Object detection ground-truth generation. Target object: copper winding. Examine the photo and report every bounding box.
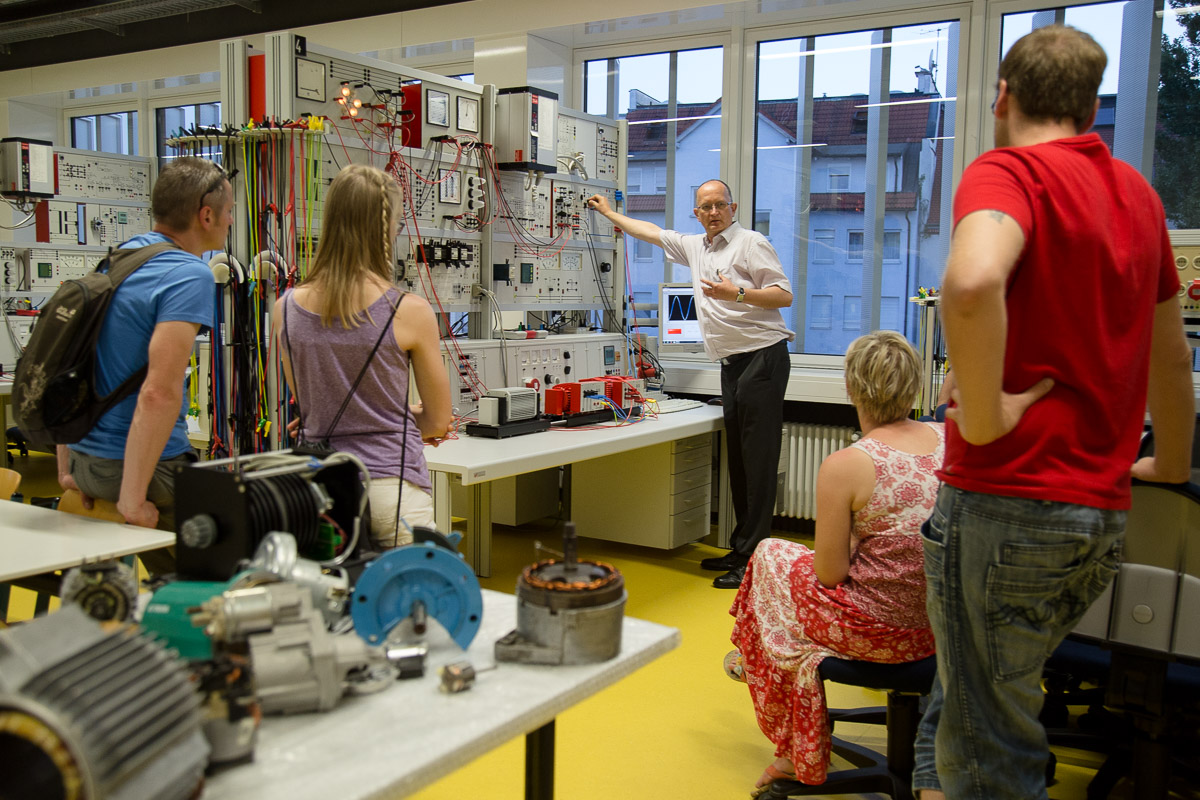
[522,559,621,591]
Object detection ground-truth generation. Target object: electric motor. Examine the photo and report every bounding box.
[0,606,208,800]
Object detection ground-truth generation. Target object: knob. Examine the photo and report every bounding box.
[179,514,218,549]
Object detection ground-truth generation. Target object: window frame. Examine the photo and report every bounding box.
[738,4,977,368]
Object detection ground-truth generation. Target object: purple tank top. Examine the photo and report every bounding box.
[282,288,430,491]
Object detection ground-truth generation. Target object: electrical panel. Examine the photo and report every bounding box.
[0,314,36,371]
[494,88,559,173]
[0,138,54,200]
[1,246,22,291]
[282,44,487,151]
[54,149,152,201]
[27,247,97,291]
[556,109,620,183]
[35,200,153,247]
[396,236,481,308]
[441,333,626,418]
[1174,244,1200,314]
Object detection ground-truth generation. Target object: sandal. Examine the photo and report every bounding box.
[723,649,746,683]
[750,763,797,798]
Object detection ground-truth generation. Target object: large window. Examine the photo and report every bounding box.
[156,102,222,168]
[754,21,959,356]
[999,1,1196,228]
[71,111,138,155]
[584,45,724,308]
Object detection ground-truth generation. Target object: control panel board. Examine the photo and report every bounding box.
[441,332,626,418]
[55,149,152,202]
[1174,244,1200,314]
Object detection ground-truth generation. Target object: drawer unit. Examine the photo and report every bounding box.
[570,433,714,549]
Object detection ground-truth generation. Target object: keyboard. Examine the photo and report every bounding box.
[652,397,704,414]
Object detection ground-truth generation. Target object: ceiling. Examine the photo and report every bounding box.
[0,0,464,70]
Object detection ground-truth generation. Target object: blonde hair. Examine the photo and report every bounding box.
[844,331,921,424]
[999,25,1106,132]
[302,164,403,327]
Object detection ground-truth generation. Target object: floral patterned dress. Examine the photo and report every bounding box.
[729,423,944,784]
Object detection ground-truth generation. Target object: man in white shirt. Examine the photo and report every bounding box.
[588,180,794,588]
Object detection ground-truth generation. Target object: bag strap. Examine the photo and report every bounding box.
[101,240,182,286]
[323,293,402,440]
[282,296,307,437]
[93,240,186,405]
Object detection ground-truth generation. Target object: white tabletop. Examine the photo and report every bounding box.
[426,404,724,485]
[202,588,680,800]
[0,501,174,581]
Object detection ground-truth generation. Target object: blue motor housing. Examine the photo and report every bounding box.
[350,529,483,650]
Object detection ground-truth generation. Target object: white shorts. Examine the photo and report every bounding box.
[368,477,435,549]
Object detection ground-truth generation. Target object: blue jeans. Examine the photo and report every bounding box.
[912,485,1124,799]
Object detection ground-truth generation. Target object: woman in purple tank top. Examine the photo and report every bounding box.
[272,164,452,548]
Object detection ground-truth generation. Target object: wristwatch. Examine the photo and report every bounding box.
[735,287,746,303]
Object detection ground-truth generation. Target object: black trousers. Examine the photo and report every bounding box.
[720,339,789,559]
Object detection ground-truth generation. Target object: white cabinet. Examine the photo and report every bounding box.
[569,433,712,548]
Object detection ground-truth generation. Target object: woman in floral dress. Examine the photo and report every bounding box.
[729,330,944,795]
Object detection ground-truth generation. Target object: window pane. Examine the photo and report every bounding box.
[884,230,901,261]
[755,21,958,355]
[71,111,136,155]
[156,103,223,168]
[1154,3,1200,228]
[585,60,611,117]
[592,46,723,306]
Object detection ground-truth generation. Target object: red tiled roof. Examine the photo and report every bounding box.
[625,102,721,153]
[810,191,918,212]
[626,195,665,212]
[625,92,942,152]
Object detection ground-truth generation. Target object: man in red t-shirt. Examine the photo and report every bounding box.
[912,25,1194,800]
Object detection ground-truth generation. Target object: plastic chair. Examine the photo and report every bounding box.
[0,467,19,500]
[762,655,937,800]
[57,488,126,524]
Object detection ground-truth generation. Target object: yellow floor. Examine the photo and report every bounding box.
[5,450,1191,799]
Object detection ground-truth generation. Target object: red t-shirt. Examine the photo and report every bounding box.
[940,134,1180,510]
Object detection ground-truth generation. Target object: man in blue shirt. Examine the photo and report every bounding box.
[57,157,231,534]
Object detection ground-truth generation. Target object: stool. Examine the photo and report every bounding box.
[764,655,937,800]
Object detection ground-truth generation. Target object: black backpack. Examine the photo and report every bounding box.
[12,241,181,448]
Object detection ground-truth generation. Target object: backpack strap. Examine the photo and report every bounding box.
[101,240,183,286]
[93,240,188,405]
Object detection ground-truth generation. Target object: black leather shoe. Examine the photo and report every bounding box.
[712,565,746,589]
[700,551,747,572]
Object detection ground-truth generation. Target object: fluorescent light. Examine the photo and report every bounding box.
[761,34,948,61]
[1157,4,1199,15]
[627,114,720,125]
[926,135,956,140]
[855,96,957,109]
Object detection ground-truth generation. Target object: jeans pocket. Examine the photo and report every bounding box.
[985,553,1080,682]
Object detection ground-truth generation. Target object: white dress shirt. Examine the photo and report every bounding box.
[659,222,796,362]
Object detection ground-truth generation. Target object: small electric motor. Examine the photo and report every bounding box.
[495,522,625,665]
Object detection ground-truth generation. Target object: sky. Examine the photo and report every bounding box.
[585,0,1192,115]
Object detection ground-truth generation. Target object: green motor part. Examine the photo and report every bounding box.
[141,580,232,661]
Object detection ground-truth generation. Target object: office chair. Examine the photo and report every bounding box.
[762,655,937,800]
[1042,423,1200,799]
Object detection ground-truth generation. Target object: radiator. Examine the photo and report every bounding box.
[775,424,857,520]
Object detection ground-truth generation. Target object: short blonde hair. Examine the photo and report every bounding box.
[844,331,921,424]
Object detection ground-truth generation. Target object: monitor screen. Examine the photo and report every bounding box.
[658,283,704,353]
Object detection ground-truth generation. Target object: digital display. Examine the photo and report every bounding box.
[659,283,703,346]
[37,262,52,279]
[603,345,616,366]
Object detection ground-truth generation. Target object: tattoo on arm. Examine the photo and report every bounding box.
[986,210,1008,225]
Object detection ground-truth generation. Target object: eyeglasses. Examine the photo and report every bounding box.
[199,167,238,212]
[697,202,730,213]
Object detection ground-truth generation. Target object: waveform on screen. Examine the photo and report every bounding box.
[667,293,698,322]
